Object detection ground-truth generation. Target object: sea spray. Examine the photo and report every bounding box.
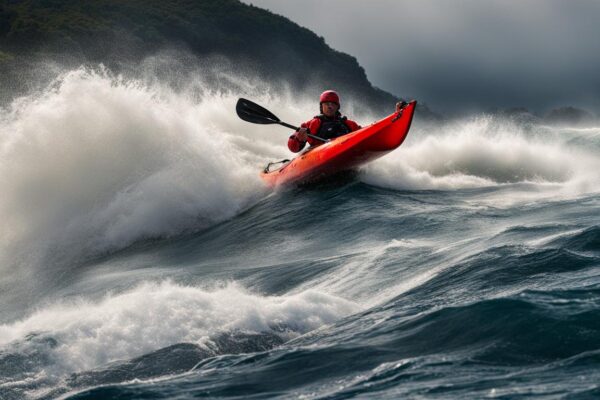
[362,114,600,194]
[0,68,268,270]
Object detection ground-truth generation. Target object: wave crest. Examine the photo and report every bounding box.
[363,116,599,191]
[0,68,266,268]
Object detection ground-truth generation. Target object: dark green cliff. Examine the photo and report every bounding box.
[0,0,425,114]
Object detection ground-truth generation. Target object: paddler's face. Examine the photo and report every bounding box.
[321,101,339,117]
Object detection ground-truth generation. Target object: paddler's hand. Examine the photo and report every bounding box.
[295,127,308,142]
[395,101,408,113]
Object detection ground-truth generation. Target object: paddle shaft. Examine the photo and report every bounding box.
[277,121,299,130]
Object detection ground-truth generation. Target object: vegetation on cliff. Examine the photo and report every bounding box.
[0,0,414,112]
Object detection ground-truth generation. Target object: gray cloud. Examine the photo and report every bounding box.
[243,0,600,114]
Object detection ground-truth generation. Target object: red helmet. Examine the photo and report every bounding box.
[319,90,340,105]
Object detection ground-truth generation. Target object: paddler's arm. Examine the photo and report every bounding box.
[345,120,361,132]
[288,126,308,153]
[289,118,324,152]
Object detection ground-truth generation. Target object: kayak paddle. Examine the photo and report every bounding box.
[236,98,328,142]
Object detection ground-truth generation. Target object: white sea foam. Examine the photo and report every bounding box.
[0,68,291,269]
[362,115,600,193]
[0,281,358,375]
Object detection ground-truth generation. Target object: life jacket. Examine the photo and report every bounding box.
[314,113,351,140]
[288,113,360,153]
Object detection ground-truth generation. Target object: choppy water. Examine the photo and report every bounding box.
[1,68,599,399]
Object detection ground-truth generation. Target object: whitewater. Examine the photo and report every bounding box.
[1,68,599,399]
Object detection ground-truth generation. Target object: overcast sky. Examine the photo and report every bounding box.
[243,0,600,114]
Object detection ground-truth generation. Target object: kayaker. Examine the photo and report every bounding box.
[288,90,358,153]
[288,90,406,153]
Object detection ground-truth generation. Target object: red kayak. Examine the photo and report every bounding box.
[261,100,417,187]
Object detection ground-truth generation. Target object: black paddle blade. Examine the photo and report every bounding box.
[236,98,281,125]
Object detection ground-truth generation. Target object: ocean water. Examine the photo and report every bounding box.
[1,69,600,399]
